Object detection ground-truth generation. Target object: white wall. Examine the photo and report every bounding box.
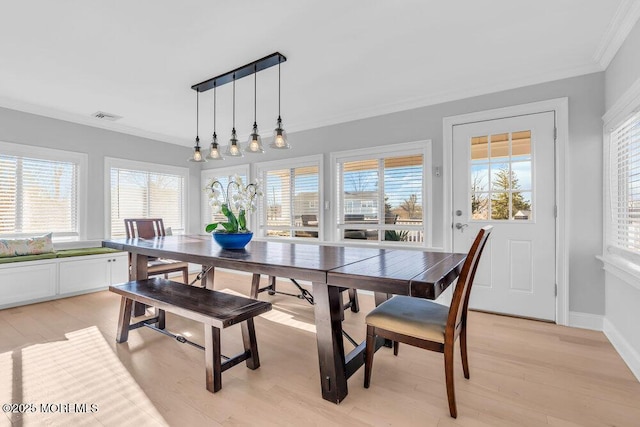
[204,72,606,317]
[603,18,640,381]
[0,106,202,239]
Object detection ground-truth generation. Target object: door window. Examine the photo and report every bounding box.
[470,130,533,221]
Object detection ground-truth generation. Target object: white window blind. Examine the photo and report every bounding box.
[0,154,79,236]
[336,153,425,245]
[110,167,185,237]
[609,112,640,256]
[258,165,320,239]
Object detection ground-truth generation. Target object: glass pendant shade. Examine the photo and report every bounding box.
[271,116,290,149]
[207,134,224,160]
[245,122,264,153]
[188,137,207,162]
[226,129,243,157]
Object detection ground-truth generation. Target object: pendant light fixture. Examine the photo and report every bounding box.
[225,76,243,157]
[190,52,288,161]
[206,84,224,160]
[245,66,264,153]
[271,60,290,149]
[188,90,207,162]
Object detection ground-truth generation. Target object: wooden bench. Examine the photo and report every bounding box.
[109,278,272,393]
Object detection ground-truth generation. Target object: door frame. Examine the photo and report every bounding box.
[443,98,569,326]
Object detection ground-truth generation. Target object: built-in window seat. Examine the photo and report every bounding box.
[0,244,129,309]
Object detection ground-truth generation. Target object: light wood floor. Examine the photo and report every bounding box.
[1,270,639,426]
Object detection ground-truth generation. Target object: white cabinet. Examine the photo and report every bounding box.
[0,260,57,306]
[59,252,129,295]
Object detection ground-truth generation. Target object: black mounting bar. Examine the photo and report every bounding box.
[191,52,287,93]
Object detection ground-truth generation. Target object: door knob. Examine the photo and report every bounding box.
[455,223,468,231]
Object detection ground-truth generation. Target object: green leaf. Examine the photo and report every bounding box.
[220,222,237,232]
[238,209,246,230]
[221,204,238,230]
[205,223,219,233]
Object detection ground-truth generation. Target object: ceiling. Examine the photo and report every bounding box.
[0,1,636,147]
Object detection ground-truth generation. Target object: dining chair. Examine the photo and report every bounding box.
[124,218,189,283]
[363,225,493,418]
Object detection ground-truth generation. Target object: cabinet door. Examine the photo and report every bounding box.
[59,257,110,295]
[109,253,129,285]
[0,262,57,306]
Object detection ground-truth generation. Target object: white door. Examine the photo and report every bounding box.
[452,112,556,321]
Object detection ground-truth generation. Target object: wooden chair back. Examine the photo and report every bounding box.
[445,226,492,340]
[124,218,166,239]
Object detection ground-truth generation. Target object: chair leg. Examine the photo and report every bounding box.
[444,342,457,418]
[268,275,276,295]
[364,325,376,388]
[460,325,470,379]
[393,341,399,356]
[347,288,359,312]
[182,267,189,284]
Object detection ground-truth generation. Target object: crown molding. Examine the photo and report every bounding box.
[0,95,191,147]
[602,76,640,128]
[593,0,640,69]
[287,62,601,135]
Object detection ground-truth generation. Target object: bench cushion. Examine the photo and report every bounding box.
[55,247,122,258]
[110,278,272,329]
[0,252,58,264]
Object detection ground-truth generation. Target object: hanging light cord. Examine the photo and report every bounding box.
[213,85,216,136]
[254,66,257,124]
[196,90,200,144]
[232,76,236,130]
[278,61,281,118]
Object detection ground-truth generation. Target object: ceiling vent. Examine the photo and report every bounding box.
[91,111,122,121]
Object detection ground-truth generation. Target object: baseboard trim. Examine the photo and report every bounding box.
[568,311,603,331]
[603,318,640,382]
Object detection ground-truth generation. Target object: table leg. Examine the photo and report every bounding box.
[250,273,261,299]
[131,253,149,317]
[204,265,215,290]
[312,282,348,404]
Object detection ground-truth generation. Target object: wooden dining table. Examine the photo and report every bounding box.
[103,235,466,404]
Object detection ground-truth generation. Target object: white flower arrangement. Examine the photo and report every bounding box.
[204,175,262,233]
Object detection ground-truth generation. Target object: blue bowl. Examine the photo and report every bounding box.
[212,232,253,250]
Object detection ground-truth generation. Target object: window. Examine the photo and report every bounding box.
[332,141,431,246]
[0,141,86,239]
[469,131,532,221]
[256,156,322,239]
[107,158,187,238]
[201,165,249,232]
[607,111,640,259]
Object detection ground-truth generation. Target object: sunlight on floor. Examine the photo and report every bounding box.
[221,288,317,334]
[0,326,168,426]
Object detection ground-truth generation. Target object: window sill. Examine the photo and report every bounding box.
[597,254,640,291]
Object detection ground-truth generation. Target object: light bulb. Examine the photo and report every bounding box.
[270,117,289,149]
[245,123,264,153]
[193,148,202,161]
